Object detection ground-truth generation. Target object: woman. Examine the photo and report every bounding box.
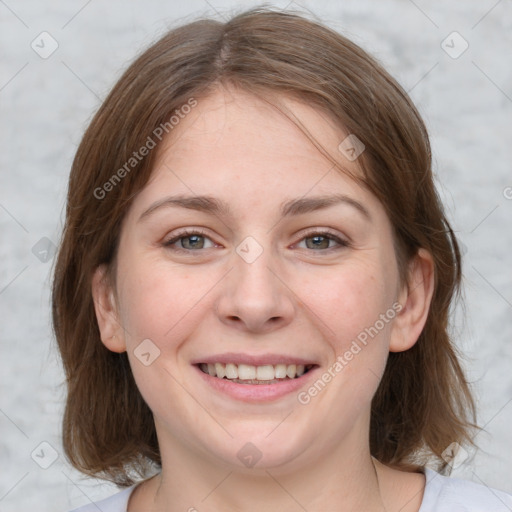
[52,7,512,511]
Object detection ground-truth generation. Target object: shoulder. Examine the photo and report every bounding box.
[68,485,136,512]
[420,467,512,512]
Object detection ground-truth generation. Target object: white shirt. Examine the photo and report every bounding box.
[69,468,512,511]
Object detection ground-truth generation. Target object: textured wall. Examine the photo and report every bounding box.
[0,1,511,510]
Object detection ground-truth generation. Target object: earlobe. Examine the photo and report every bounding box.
[91,264,127,353]
[389,248,435,353]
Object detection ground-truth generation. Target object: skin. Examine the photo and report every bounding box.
[93,85,434,511]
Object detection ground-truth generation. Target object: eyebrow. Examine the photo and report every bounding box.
[138,193,371,222]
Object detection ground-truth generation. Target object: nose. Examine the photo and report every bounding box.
[215,244,295,334]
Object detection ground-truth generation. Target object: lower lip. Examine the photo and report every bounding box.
[194,365,318,402]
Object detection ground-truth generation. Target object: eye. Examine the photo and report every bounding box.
[296,230,349,251]
[163,229,216,251]
[162,228,349,254]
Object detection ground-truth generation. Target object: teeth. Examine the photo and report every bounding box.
[215,363,226,379]
[238,364,256,380]
[200,362,311,381]
[274,364,287,379]
[225,363,238,379]
[286,364,296,379]
[256,365,275,381]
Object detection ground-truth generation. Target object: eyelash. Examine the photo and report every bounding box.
[162,228,350,254]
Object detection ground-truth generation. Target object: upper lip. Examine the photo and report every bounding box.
[191,353,318,366]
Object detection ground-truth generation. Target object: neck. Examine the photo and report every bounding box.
[142,423,387,511]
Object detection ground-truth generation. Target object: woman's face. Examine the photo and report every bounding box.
[95,87,415,473]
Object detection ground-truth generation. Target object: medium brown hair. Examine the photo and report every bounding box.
[52,7,476,486]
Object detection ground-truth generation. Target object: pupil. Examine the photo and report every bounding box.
[307,236,328,249]
[184,235,203,249]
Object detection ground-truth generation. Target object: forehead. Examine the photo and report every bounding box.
[128,86,381,221]
[159,86,351,174]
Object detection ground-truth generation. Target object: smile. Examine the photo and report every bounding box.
[193,353,319,402]
[198,362,315,383]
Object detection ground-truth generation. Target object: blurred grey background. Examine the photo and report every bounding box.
[0,0,511,510]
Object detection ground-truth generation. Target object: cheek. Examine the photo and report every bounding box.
[303,261,394,347]
[116,259,212,425]
[300,257,398,410]
[115,256,219,351]
[117,266,174,341]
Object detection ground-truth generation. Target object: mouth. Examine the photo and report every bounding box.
[193,355,319,402]
[197,362,316,384]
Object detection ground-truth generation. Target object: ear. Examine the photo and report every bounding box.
[390,248,435,353]
[91,264,127,353]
